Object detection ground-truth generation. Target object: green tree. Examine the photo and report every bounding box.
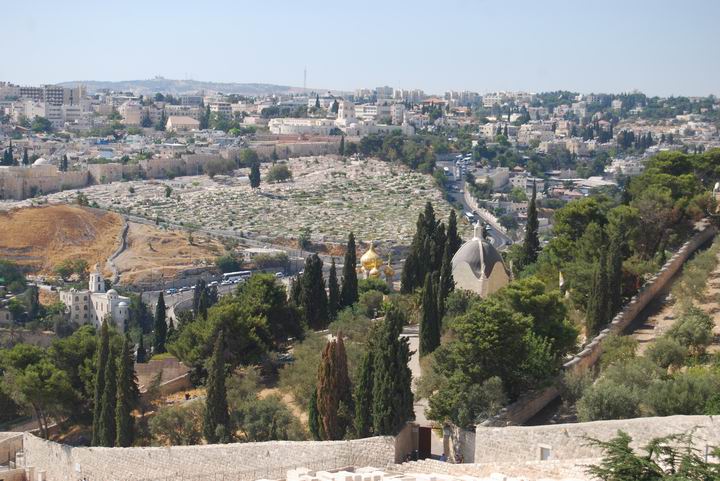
[446,209,462,256]
[98,346,117,446]
[371,306,414,434]
[92,320,110,446]
[302,254,329,330]
[340,233,359,308]
[316,336,353,440]
[22,147,29,166]
[586,249,609,337]
[437,242,454,320]
[249,162,261,189]
[354,349,374,438]
[136,334,147,363]
[115,335,138,447]
[203,331,231,444]
[308,388,322,440]
[521,182,540,267]
[153,293,167,354]
[154,110,166,131]
[420,274,440,356]
[328,258,340,320]
[339,135,345,156]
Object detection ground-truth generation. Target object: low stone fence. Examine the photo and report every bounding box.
[475,415,720,464]
[481,220,717,428]
[135,357,191,391]
[19,433,396,481]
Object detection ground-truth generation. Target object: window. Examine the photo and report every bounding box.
[75,296,79,302]
[84,305,87,310]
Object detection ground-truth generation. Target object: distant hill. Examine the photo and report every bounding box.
[57,78,313,96]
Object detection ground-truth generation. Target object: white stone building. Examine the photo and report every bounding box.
[59,265,130,330]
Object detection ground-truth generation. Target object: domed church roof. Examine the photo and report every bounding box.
[451,224,510,297]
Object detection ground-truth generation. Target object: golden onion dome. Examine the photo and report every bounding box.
[360,242,382,270]
[369,266,381,278]
[384,263,395,277]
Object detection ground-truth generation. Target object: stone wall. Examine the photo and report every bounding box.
[0,433,22,465]
[481,221,718,428]
[134,357,190,390]
[0,165,88,200]
[474,415,720,464]
[250,141,340,160]
[19,433,396,481]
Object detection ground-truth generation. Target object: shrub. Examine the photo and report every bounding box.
[559,369,593,405]
[358,277,390,294]
[599,335,638,370]
[667,307,714,356]
[646,336,687,369]
[266,164,292,183]
[645,368,720,416]
[357,290,385,318]
[577,379,641,421]
[150,401,204,445]
[215,254,242,273]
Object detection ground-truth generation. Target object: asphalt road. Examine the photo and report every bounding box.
[436,158,513,251]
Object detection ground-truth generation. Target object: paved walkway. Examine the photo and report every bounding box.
[402,324,444,456]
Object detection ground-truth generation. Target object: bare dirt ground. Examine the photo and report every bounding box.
[0,205,122,275]
[114,222,223,285]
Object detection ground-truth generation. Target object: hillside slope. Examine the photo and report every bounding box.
[0,205,123,274]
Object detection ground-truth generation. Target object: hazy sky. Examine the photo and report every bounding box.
[4,0,719,96]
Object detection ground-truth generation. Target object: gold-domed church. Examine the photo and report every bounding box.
[359,241,395,289]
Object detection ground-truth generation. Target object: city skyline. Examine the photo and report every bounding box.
[4,0,719,97]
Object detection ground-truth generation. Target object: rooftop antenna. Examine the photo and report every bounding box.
[303,67,307,93]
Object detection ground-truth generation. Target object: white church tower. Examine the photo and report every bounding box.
[89,264,105,293]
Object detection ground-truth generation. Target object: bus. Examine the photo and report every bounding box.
[222,270,252,283]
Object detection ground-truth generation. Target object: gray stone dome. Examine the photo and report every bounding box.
[451,224,510,297]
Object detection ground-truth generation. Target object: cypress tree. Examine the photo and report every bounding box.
[99,347,117,446]
[203,331,230,444]
[197,289,209,320]
[431,222,446,272]
[289,274,303,307]
[153,292,167,354]
[400,251,418,294]
[354,349,374,438]
[521,181,540,267]
[446,209,462,256]
[193,279,206,312]
[301,254,328,330]
[339,233,358,308]
[22,148,29,166]
[586,250,609,337]
[339,135,345,156]
[316,337,352,440]
[308,388,322,440]
[249,162,261,189]
[92,320,110,446]
[328,258,340,320]
[437,242,454,320]
[419,274,440,356]
[136,334,147,364]
[372,306,413,435]
[167,317,176,342]
[607,234,624,319]
[116,335,137,447]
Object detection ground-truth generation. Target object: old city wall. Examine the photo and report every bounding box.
[19,433,396,481]
[0,166,88,200]
[479,222,717,429]
[474,415,720,464]
[250,141,340,160]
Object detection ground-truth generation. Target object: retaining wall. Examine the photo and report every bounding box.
[481,220,717,428]
[19,433,395,481]
[474,415,720,464]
